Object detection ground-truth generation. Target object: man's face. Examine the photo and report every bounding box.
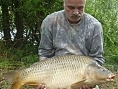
[64,0,86,24]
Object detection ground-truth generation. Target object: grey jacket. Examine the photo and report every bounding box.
[38,10,104,64]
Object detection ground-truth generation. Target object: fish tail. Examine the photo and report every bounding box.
[4,70,23,89]
[3,70,19,83]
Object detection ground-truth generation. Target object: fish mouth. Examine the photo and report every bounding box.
[106,74,116,82]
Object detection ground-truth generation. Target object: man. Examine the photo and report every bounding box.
[38,0,104,89]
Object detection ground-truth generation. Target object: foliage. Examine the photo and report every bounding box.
[0,41,38,69]
[85,0,118,64]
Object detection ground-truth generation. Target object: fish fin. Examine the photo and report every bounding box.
[3,70,23,89]
[3,70,19,83]
[25,82,39,86]
[10,78,23,89]
[71,78,86,89]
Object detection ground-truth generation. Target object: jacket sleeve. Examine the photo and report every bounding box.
[88,22,104,65]
[38,18,55,60]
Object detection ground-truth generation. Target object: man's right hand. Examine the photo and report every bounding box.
[37,84,46,89]
[37,84,94,89]
[80,85,93,89]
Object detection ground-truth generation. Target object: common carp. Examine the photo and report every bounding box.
[2,55,115,89]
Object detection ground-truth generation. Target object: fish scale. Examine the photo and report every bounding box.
[2,55,115,89]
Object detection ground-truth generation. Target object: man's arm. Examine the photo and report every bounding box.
[89,22,104,65]
[38,18,55,61]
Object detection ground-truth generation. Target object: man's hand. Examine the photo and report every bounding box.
[37,84,46,89]
[80,85,93,89]
[37,84,94,89]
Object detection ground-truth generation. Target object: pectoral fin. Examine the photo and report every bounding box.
[71,78,86,89]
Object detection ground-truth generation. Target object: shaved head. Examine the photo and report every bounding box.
[63,0,86,24]
[63,0,86,3]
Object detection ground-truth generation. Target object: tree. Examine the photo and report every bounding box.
[14,0,23,40]
[1,0,11,40]
[12,0,24,47]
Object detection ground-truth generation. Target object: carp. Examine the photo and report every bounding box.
[2,55,115,89]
